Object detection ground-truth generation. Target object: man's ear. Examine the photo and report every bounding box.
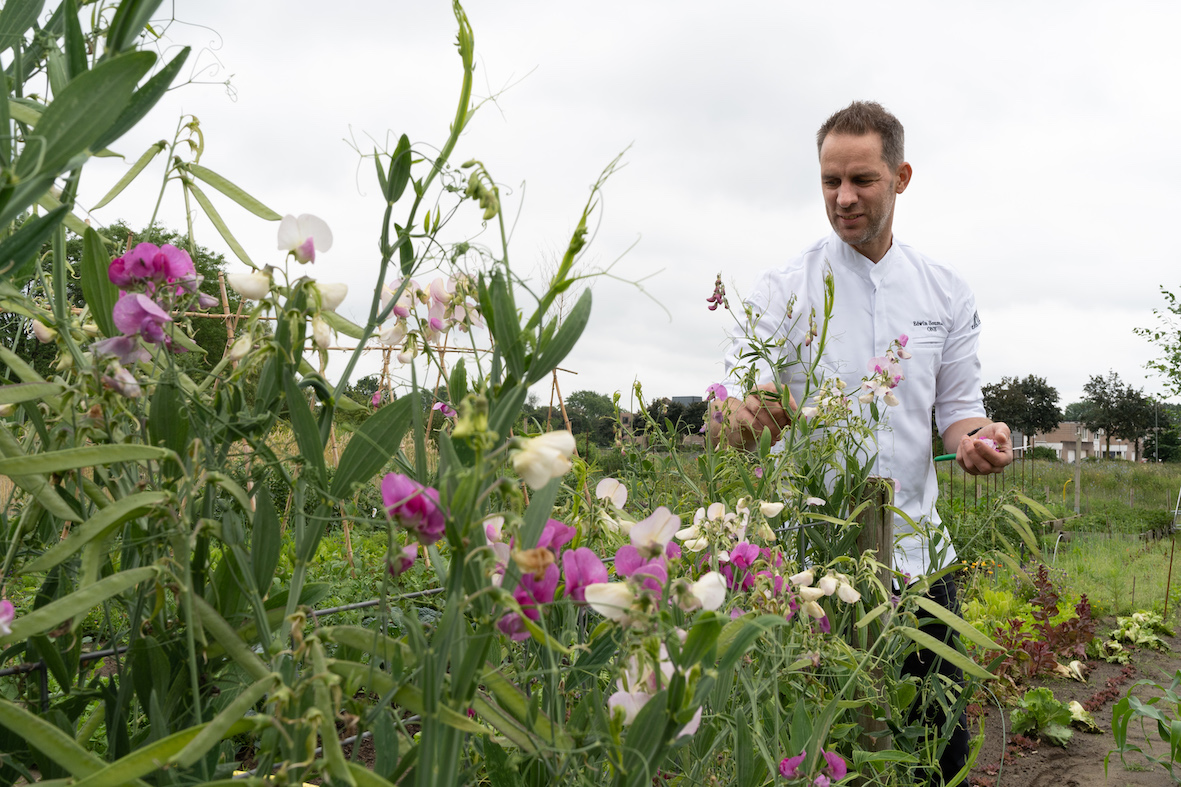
[895,161,913,194]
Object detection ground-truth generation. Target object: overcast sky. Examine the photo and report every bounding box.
[79,1,1181,415]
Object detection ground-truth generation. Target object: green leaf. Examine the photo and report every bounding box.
[184,179,254,266]
[283,372,327,486]
[105,0,165,54]
[319,625,416,670]
[92,46,189,153]
[91,141,165,209]
[328,661,489,735]
[0,382,62,405]
[0,0,45,55]
[330,396,414,498]
[0,566,159,646]
[0,423,79,520]
[0,699,104,777]
[526,289,591,385]
[320,309,364,340]
[897,625,993,681]
[617,690,670,787]
[71,719,256,787]
[171,676,277,767]
[188,163,282,221]
[13,51,155,181]
[679,611,723,668]
[0,203,67,282]
[79,227,121,337]
[387,134,412,203]
[347,761,404,787]
[912,596,1005,654]
[62,0,86,80]
[21,491,170,574]
[374,148,388,197]
[35,191,89,237]
[251,484,281,597]
[192,596,271,681]
[0,444,174,476]
[147,372,188,455]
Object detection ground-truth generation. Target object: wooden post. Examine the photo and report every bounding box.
[853,477,894,757]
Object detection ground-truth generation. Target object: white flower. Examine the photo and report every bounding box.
[228,334,252,362]
[789,569,814,587]
[31,319,56,343]
[674,523,708,552]
[607,689,651,725]
[690,571,727,611]
[804,497,826,506]
[799,406,819,419]
[759,501,784,517]
[227,271,272,300]
[837,582,861,604]
[630,506,679,558]
[511,431,576,489]
[311,315,332,350]
[278,213,333,263]
[315,281,348,312]
[584,582,636,623]
[798,586,825,603]
[380,319,407,347]
[818,573,838,596]
[801,600,826,619]
[596,477,628,509]
[483,516,504,541]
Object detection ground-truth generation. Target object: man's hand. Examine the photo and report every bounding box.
[710,382,796,450]
[951,420,1013,475]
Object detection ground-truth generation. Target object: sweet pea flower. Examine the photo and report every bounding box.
[689,571,727,611]
[822,751,848,781]
[790,569,815,587]
[805,497,827,507]
[432,401,457,418]
[818,573,838,596]
[780,751,806,779]
[977,436,999,451]
[92,335,150,365]
[536,519,576,553]
[759,501,784,518]
[311,315,333,350]
[511,431,575,489]
[705,382,727,402]
[113,293,172,344]
[563,547,608,602]
[798,586,825,603]
[730,541,759,570]
[584,582,637,623]
[109,243,197,293]
[315,281,348,312]
[595,477,628,509]
[674,521,709,553]
[837,582,861,604]
[677,706,704,739]
[31,319,55,343]
[381,473,445,545]
[498,563,560,641]
[607,689,651,725]
[101,364,141,398]
[388,544,417,577]
[483,516,504,542]
[278,213,333,263]
[228,334,252,362]
[630,506,680,559]
[801,599,826,619]
[0,598,13,636]
[512,547,555,577]
[227,271,272,300]
[371,390,383,408]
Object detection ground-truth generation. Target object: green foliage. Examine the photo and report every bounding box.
[1011,687,1073,747]
[1136,285,1181,399]
[982,374,1061,438]
[1108,670,1181,780]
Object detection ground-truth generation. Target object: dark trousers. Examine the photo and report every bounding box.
[901,575,970,785]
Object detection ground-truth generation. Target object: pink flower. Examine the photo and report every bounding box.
[112,293,172,344]
[977,436,998,451]
[822,751,847,780]
[754,467,764,478]
[780,751,806,779]
[381,473,445,545]
[109,243,197,293]
[536,519,575,553]
[563,547,608,602]
[706,383,728,402]
[388,544,417,577]
[432,401,456,418]
[92,335,150,364]
[498,563,560,641]
[372,390,383,408]
[730,541,759,571]
[0,598,13,636]
[665,540,682,561]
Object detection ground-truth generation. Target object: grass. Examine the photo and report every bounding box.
[1050,535,1181,621]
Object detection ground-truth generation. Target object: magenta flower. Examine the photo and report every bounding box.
[705,273,728,311]
[665,540,682,561]
[381,473,445,545]
[705,382,728,402]
[372,390,383,408]
[822,751,847,780]
[754,467,764,478]
[730,541,759,571]
[109,243,198,293]
[536,519,576,553]
[563,547,608,602]
[498,563,560,641]
[780,751,806,779]
[432,401,457,418]
[388,544,417,577]
[92,335,150,365]
[113,293,172,344]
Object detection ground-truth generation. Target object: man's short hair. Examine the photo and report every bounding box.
[816,101,905,171]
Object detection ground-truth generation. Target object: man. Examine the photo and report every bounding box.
[711,101,1011,783]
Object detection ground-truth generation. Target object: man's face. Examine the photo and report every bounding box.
[819,132,911,262]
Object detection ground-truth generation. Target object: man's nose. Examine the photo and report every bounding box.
[837,184,857,208]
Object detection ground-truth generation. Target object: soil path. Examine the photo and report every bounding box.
[969,628,1181,787]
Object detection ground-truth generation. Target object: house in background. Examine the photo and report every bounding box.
[1027,421,1140,462]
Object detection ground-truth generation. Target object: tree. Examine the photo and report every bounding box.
[1080,371,1154,458]
[1063,401,1090,422]
[1144,403,1181,463]
[565,389,616,447]
[981,375,1061,440]
[1135,285,1181,398]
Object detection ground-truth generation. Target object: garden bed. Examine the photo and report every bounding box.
[969,626,1181,787]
